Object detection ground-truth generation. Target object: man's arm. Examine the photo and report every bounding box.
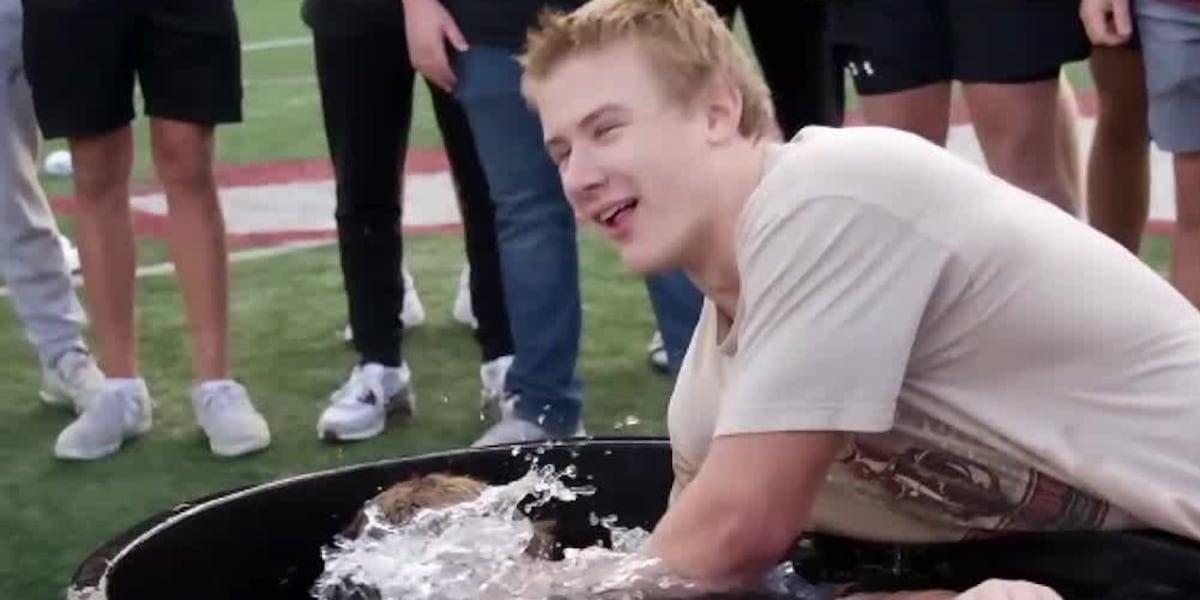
[650,433,1066,599]
[649,430,847,585]
[401,0,469,91]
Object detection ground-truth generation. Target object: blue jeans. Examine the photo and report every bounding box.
[454,46,702,432]
[455,46,582,435]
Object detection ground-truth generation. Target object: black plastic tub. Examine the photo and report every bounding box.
[68,437,1200,600]
[69,437,684,600]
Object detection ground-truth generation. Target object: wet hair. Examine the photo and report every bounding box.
[521,0,776,141]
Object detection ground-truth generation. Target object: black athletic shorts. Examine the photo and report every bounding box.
[829,0,1091,95]
[21,0,243,139]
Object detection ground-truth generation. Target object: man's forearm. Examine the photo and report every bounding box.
[649,432,846,585]
[650,490,788,585]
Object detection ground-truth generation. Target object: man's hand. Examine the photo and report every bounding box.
[649,431,846,585]
[1080,0,1133,46]
[402,0,469,92]
[955,580,1063,600]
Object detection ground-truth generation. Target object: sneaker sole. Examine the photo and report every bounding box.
[209,435,271,458]
[318,392,416,443]
[40,388,79,413]
[54,440,122,461]
[54,422,151,461]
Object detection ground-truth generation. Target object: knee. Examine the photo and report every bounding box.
[72,166,129,209]
[152,127,215,193]
[70,138,132,206]
[494,186,575,232]
[976,118,1058,182]
[991,145,1058,189]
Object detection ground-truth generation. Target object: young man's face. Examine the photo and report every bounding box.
[532,41,716,273]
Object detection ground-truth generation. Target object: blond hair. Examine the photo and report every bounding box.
[521,0,776,140]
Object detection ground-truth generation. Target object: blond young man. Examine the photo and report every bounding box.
[521,0,1200,597]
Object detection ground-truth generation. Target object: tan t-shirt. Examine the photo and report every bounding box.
[668,126,1200,543]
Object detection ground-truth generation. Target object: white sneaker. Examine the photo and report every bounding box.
[54,379,153,460]
[479,355,513,421]
[41,348,105,412]
[472,393,586,447]
[191,381,271,457]
[401,266,426,329]
[58,234,81,274]
[453,264,478,329]
[318,363,415,442]
[647,330,669,374]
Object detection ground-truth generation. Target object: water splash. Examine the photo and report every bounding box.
[312,465,702,600]
[313,464,826,600]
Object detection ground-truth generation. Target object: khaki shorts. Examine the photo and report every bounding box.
[1137,0,1200,153]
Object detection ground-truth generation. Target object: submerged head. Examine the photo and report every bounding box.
[342,474,487,538]
[522,0,775,273]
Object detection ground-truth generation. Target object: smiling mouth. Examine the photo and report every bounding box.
[598,199,639,228]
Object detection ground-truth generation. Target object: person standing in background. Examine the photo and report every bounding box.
[828,0,1090,214]
[706,0,844,136]
[402,0,705,446]
[21,0,270,459]
[302,0,517,442]
[1083,42,1152,255]
[0,0,104,424]
[1082,0,1200,309]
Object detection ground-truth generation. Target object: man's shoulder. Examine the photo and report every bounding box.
[748,127,944,223]
[751,125,1009,236]
[772,126,946,178]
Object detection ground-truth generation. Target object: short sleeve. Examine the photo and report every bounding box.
[716,195,949,437]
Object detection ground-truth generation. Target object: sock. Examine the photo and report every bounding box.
[196,379,238,396]
[104,377,145,395]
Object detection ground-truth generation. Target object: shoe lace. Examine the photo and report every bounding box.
[331,369,385,407]
[57,351,98,387]
[199,383,248,415]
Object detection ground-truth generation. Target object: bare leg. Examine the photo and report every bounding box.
[68,127,137,377]
[1172,152,1200,309]
[149,118,230,382]
[1085,46,1151,253]
[963,79,1078,214]
[857,83,953,146]
[1055,74,1084,212]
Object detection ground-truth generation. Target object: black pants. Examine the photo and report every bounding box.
[313,29,512,367]
[708,0,845,136]
[797,530,1200,598]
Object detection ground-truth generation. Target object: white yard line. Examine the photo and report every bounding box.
[241,36,312,52]
[0,240,331,299]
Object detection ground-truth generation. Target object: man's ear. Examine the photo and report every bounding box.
[701,78,744,145]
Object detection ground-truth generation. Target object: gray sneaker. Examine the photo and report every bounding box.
[472,393,586,447]
[191,381,271,457]
[41,348,105,412]
[54,380,153,461]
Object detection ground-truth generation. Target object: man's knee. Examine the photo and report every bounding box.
[1175,153,1200,229]
[68,129,132,206]
[985,131,1059,188]
[151,120,216,192]
[494,185,575,234]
